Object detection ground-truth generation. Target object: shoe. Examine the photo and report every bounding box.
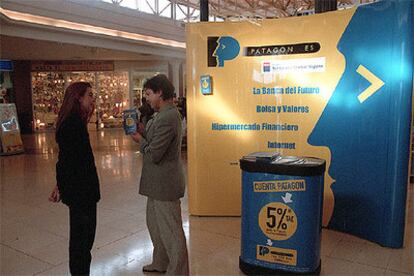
[142,264,167,273]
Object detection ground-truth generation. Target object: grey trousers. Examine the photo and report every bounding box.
[146,197,189,275]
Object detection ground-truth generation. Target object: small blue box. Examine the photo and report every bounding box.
[122,109,138,135]
[200,75,212,95]
[0,60,13,71]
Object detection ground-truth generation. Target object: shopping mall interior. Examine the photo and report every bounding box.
[1,0,413,275]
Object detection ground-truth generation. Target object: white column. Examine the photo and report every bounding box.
[169,60,181,96]
[128,69,135,108]
[182,62,186,97]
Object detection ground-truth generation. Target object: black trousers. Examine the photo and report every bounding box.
[69,203,97,276]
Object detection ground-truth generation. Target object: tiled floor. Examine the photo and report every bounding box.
[1,129,413,276]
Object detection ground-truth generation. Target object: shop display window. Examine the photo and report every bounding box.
[32,72,66,130]
[131,72,159,107]
[97,71,129,129]
[0,71,13,104]
[31,71,129,131]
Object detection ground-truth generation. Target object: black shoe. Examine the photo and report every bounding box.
[142,264,167,273]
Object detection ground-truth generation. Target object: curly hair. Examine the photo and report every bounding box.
[143,74,175,100]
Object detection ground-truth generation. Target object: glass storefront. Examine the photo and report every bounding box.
[32,71,129,131]
[97,71,129,129]
[130,71,159,107]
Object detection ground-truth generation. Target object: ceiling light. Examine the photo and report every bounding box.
[0,7,186,49]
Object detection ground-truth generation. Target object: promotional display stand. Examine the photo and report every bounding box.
[0,103,24,155]
[187,0,413,248]
[239,154,325,275]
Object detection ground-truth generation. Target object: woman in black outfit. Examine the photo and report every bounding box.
[49,82,100,276]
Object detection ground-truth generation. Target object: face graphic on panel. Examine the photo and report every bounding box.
[208,36,240,67]
[308,0,412,245]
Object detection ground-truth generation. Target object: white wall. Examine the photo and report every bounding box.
[0,0,186,59]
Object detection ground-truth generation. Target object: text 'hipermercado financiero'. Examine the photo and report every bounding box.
[211,123,299,131]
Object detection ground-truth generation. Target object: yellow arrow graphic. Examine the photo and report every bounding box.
[357,65,385,103]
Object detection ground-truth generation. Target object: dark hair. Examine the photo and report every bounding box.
[56,82,92,136]
[143,74,175,100]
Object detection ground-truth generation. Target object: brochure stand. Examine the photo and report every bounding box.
[0,103,24,155]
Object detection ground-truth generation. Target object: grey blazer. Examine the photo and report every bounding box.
[139,103,185,201]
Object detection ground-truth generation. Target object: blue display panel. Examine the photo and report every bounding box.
[308,0,413,248]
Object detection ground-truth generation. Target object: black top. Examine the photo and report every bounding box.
[139,102,154,125]
[56,114,100,206]
[240,156,326,176]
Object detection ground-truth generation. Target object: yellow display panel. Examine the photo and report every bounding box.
[186,9,356,224]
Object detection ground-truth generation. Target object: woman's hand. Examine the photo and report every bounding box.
[48,185,61,203]
[137,122,145,135]
[87,102,95,122]
[130,132,142,143]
